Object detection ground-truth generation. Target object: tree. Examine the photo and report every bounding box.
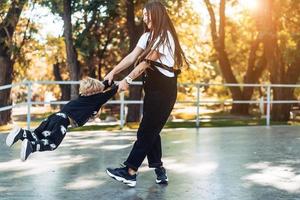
[62,0,79,99]
[42,0,119,99]
[45,36,70,105]
[40,0,80,99]
[0,0,28,125]
[204,0,266,115]
[74,0,119,79]
[261,0,300,121]
[124,0,144,122]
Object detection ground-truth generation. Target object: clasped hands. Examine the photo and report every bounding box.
[104,72,129,93]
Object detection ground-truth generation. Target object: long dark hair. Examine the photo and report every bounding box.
[135,0,188,69]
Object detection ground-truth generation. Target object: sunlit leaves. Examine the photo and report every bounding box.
[5,0,300,100]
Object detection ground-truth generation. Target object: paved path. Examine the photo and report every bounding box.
[1,126,300,200]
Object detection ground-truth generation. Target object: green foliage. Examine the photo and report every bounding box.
[0,1,10,20]
[5,0,300,112]
[278,0,300,66]
[40,0,64,16]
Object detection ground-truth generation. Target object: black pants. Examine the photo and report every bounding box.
[124,67,177,171]
[22,112,70,152]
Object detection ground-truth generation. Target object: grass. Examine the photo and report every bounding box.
[54,119,289,132]
[69,124,122,132]
[0,111,294,133]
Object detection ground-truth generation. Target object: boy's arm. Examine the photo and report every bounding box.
[102,80,114,91]
[96,84,118,105]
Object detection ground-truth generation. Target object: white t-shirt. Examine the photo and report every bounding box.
[136,31,175,77]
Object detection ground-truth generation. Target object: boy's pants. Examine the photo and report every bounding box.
[22,112,70,152]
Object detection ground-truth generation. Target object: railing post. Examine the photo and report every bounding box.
[26,81,32,130]
[120,92,125,129]
[196,84,200,127]
[266,85,271,126]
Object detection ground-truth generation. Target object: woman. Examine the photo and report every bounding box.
[105,0,188,187]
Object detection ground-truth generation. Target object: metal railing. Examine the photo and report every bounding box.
[1,80,300,129]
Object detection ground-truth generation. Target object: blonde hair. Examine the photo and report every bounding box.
[79,77,105,96]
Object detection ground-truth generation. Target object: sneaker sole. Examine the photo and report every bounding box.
[20,139,29,161]
[106,169,136,187]
[6,126,21,147]
[156,178,168,184]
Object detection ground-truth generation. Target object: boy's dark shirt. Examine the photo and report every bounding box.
[61,84,117,127]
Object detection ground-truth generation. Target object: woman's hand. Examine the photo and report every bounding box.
[118,79,129,93]
[104,71,115,85]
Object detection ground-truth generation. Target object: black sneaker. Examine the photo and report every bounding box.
[106,167,137,187]
[155,167,168,184]
[6,126,23,147]
[20,139,33,161]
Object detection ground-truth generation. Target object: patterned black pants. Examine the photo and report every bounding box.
[124,67,177,171]
[22,112,70,152]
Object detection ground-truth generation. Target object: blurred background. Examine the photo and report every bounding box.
[1,0,300,130]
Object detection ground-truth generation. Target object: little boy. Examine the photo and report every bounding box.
[6,77,117,161]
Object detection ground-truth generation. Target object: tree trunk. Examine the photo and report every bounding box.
[125,0,144,122]
[234,33,267,115]
[0,0,27,125]
[260,0,300,121]
[262,0,287,121]
[217,49,244,115]
[264,35,285,121]
[63,0,80,99]
[97,27,114,80]
[272,40,300,121]
[87,54,97,78]
[53,62,70,109]
[0,57,13,125]
[85,32,96,78]
[274,89,294,121]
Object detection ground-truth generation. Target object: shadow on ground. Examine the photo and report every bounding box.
[0,126,300,200]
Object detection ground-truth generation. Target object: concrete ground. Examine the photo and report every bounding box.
[0,126,300,200]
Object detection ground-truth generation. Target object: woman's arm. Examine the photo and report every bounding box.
[118,50,162,92]
[104,46,144,83]
[126,50,161,80]
[127,61,149,80]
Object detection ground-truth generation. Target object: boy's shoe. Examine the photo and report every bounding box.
[155,167,168,184]
[20,139,33,161]
[106,167,137,187]
[6,126,23,147]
